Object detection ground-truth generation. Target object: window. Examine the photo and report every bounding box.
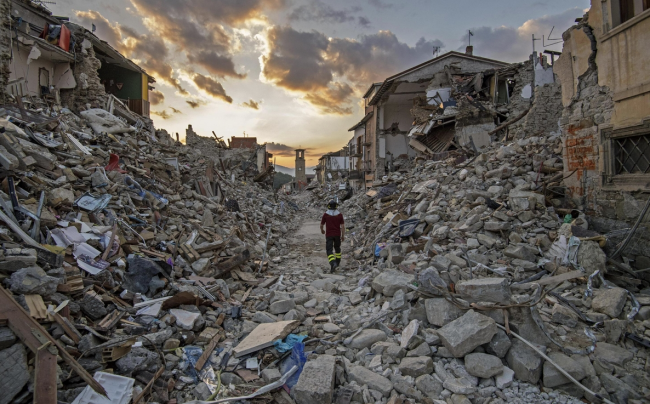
[612,0,649,27]
[620,0,635,23]
[602,120,650,188]
[613,134,650,174]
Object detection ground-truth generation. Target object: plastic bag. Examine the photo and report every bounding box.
[374,242,387,257]
[280,342,306,390]
[274,334,308,353]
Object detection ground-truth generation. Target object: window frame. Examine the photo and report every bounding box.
[601,118,650,189]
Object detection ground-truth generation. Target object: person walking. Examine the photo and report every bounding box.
[320,200,345,272]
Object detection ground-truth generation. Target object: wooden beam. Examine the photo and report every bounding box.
[34,348,57,404]
[194,334,221,371]
[0,285,108,397]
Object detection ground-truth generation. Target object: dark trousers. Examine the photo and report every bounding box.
[326,236,341,266]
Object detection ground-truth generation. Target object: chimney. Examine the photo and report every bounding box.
[466,45,473,56]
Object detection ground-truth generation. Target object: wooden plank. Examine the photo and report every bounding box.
[133,366,164,404]
[25,294,48,320]
[34,346,58,404]
[194,334,221,371]
[49,310,81,344]
[258,276,279,289]
[233,320,299,358]
[0,285,108,397]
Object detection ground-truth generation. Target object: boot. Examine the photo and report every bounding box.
[330,261,338,273]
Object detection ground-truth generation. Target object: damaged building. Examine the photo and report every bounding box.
[555,0,650,222]
[343,48,565,190]
[2,0,154,119]
[348,50,510,188]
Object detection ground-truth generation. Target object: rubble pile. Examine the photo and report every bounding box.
[0,104,305,404]
[282,129,649,404]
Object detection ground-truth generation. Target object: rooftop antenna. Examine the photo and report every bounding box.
[543,26,563,47]
[532,34,542,55]
[468,30,474,46]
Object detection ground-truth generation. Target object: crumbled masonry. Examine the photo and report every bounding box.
[0,2,649,404]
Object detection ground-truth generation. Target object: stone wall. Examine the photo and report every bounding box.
[60,33,107,110]
[557,17,648,240]
[518,81,563,137]
[0,0,12,104]
[507,61,534,137]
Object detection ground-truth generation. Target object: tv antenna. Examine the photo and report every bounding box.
[543,26,563,47]
[532,34,542,54]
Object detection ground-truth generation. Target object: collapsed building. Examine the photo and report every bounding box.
[2,0,154,119]
[340,48,564,192]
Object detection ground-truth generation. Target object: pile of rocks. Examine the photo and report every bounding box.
[0,105,304,404]
[286,130,650,404]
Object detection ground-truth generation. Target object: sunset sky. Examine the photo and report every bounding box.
[49,0,588,167]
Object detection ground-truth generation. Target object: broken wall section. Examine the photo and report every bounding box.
[60,32,107,110]
[0,0,11,104]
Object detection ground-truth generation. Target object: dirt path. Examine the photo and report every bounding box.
[286,209,352,274]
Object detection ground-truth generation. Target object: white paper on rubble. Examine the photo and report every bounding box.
[77,259,103,275]
[74,242,101,259]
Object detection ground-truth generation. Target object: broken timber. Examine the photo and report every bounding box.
[488,107,532,136]
[0,285,108,403]
[212,249,250,278]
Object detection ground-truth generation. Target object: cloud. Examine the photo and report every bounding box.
[261,26,442,114]
[242,99,261,109]
[266,142,315,157]
[303,83,354,115]
[289,1,363,24]
[358,16,371,28]
[367,0,393,9]
[149,90,165,105]
[186,99,208,108]
[460,8,583,62]
[193,73,233,103]
[75,10,122,45]
[73,11,189,95]
[152,108,181,119]
[128,0,285,81]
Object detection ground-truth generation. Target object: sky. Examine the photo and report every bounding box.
[48,0,590,168]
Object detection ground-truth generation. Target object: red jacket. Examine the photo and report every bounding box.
[321,212,344,237]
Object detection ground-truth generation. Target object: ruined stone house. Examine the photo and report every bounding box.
[555,0,650,222]
[2,0,154,119]
[346,50,509,189]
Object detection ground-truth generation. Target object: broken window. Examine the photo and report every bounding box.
[613,133,650,174]
[612,0,649,27]
[39,67,50,96]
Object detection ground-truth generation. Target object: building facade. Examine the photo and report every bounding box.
[555,0,650,219]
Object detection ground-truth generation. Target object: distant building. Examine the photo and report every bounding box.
[229,136,257,149]
[294,149,307,190]
[315,149,350,185]
[347,50,508,188]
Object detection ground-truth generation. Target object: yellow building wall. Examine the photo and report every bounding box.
[557,1,650,127]
[593,1,650,127]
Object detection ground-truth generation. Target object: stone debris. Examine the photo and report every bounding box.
[0,8,648,404]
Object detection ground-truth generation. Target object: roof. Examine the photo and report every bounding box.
[348,111,374,132]
[368,51,509,106]
[362,83,383,99]
[230,137,257,149]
